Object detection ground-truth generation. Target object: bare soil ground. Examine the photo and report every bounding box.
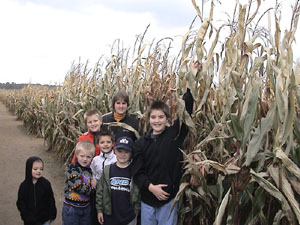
[0,102,65,225]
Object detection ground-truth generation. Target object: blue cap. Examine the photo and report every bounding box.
[115,137,133,152]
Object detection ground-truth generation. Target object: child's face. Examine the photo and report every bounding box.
[32,161,43,181]
[149,109,167,135]
[77,149,93,167]
[115,148,131,165]
[98,135,113,153]
[114,98,128,115]
[86,114,102,133]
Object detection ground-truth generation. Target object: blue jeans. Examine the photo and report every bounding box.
[62,203,91,225]
[141,199,178,225]
[42,221,50,225]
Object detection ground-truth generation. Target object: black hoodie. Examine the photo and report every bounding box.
[16,156,57,225]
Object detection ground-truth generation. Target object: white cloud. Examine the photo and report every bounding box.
[0,0,299,84]
[0,0,190,84]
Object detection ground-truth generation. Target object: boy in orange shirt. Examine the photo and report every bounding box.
[72,109,102,162]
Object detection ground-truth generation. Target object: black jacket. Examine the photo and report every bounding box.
[132,89,193,207]
[16,156,57,225]
[102,112,139,141]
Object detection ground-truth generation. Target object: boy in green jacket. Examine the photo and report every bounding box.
[96,136,140,225]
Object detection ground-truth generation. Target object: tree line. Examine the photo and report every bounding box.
[0,82,58,90]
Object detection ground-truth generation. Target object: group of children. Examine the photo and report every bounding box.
[16,87,193,225]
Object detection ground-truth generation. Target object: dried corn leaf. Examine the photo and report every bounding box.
[244,105,275,166]
[214,188,231,225]
[251,170,296,224]
[276,148,300,180]
[269,165,300,224]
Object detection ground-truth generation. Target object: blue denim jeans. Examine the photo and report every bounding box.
[62,203,91,225]
[141,199,178,225]
[41,221,50,225]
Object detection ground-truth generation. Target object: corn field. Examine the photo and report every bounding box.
[1,0,300,224]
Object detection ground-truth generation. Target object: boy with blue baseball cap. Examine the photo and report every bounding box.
[96,136,140,225]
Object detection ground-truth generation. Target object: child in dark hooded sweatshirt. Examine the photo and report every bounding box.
[17,156,57,225]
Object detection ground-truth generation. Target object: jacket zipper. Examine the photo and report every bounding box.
[33,183,36,208]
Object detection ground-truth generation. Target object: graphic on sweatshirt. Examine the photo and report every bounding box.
[110,177,131,192]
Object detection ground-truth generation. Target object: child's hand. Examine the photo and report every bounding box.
[91,178,97,189]
[148,183,170,201]
[98,212,104,224]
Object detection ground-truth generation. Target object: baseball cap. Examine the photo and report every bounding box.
[115,136,133,152]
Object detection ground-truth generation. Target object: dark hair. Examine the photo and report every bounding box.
[84,109,102,123]
[147,100,170,118]
[96,129,115,144]
[112,91,129,111]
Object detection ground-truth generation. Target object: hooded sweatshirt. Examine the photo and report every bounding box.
[16,156,57,225]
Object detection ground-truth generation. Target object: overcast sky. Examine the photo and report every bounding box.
[0,0,299,84]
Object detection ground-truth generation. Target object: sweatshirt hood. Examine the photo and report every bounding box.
[25,156,44,182]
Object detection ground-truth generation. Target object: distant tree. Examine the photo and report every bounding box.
[0,82,59,90]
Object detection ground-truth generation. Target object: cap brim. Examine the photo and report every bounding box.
[115,144,132,152]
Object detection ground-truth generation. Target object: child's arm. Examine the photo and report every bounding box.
[96,172,105,224]
[170,87,194,144]
[16,184,37,224]
[148,183,170,201]
[47,182,57,221]
[183,88,194,115]
[91,178,97,189]
[132,139,151,191]
[97,212,104,225]
[90,158,98,189]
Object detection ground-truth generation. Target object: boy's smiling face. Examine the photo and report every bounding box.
[98,135,113,153]
[86,114,102,133]
[149,109,167,135]
[115,148,131,166]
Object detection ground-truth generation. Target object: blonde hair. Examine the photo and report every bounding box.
[84,109,102,123]
[75,140,95,157]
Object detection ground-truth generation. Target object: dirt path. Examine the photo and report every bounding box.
[0,102,65,225]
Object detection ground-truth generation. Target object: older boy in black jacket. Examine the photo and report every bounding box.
[132,88,193,225]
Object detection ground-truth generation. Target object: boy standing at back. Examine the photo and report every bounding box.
[63,140,95,225]
[72,109,102,163]
[132,88,193,225]
[96,136,140,225]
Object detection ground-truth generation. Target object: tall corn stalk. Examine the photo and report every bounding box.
[175,0,300,224]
